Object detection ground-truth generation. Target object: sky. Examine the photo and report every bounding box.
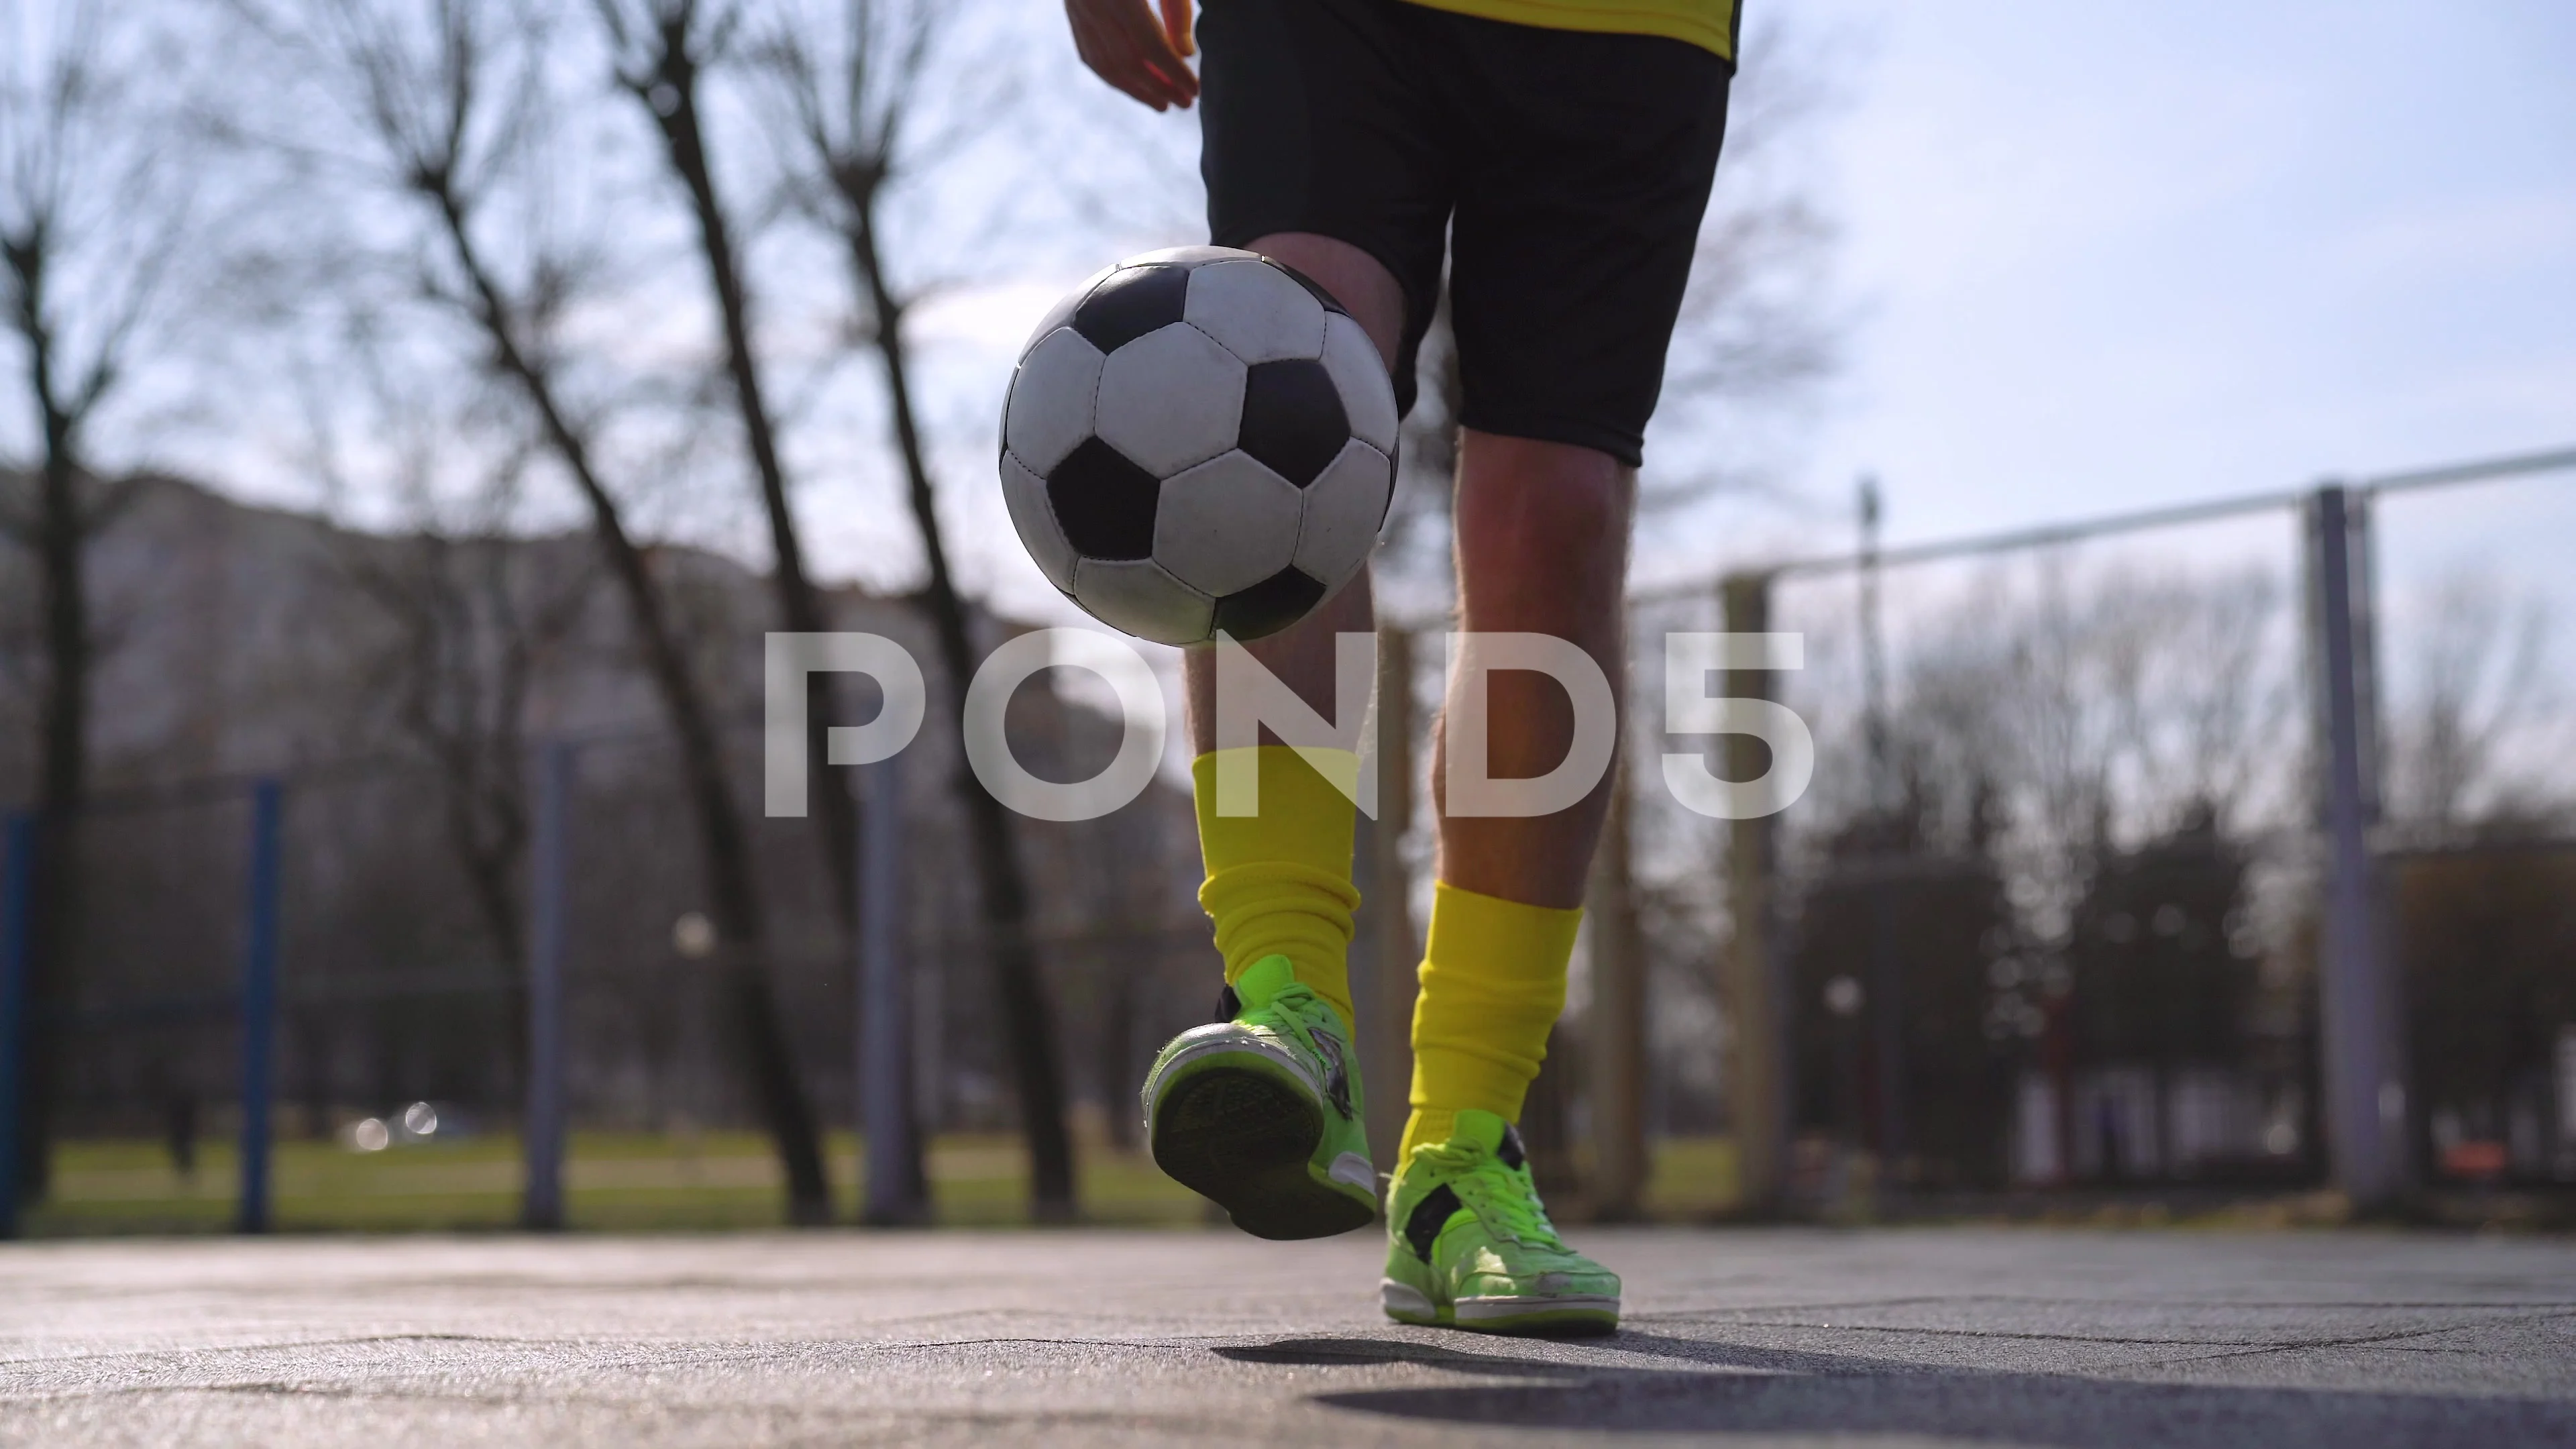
[1778,0,2576,549]
[1737,0,2576,771]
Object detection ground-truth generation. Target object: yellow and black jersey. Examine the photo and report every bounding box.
[1396,0,1737,61]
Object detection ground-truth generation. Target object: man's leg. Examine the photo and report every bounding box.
[1433,430,1631,909]
[1391,0,1726,1184]
[1397,433,1629,1162]
[1377,429,1632,1334]
[1143,232,1405,1240]
[1334,0,1722,1339]
[1183,239,1633,1166]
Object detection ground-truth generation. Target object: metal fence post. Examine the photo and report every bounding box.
[523,741,572,1231]
[0,813,36,1240]
[1721,573,1791,1215]
[860,753,923,1225]
[2307,484,2408,1210]
[236,778,284,1234]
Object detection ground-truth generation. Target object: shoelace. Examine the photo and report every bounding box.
[1247,979,1339,1064]
[1412,1141,1570,1252]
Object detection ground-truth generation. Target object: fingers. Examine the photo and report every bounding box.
[1065,0,1197,110]
[1116,0,1197,108]
[1162,0,1195,58]
[1086,36,1193,110]
[1074,30,1170,109]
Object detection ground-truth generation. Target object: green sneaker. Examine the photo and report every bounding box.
[1381,1109,1620,1335]
[1141,955,1377,1240]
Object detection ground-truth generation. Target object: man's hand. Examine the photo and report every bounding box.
[1065,0,1198,111]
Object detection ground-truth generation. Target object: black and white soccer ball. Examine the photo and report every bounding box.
[1000,247,1398,646]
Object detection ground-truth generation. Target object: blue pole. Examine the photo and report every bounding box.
[0,812,37,1240]
[523,741,572,1230]
[237,779,283,1234]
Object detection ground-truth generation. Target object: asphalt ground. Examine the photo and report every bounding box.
[4,1226,2573,1446]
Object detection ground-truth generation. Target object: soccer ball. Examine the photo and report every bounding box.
[999,247,1398,646]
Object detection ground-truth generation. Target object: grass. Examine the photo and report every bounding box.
[1642,1136,1740,1218]
[24,1131,1201,1235]
[21,1132,1748,1236]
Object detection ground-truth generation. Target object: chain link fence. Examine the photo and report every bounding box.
[1,712,1220,1233]
[5,449,2572,1234]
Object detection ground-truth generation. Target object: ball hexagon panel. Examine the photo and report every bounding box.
[1095,322,1247,478]
[1004,327,1104,474]
[1289,439,1391,587]
[1213,566,1328,642]
[1000,450,1077,590]
[1183,259,1327,364]
[1153,450,1303,596]
[1071,264,1191,353]
[1073,557,1215,647]
[1236,358,1348,486]
[1046,436,1163,561]
[1318,313,1399,457]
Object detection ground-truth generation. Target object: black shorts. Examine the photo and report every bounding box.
[1198,0,1733,468]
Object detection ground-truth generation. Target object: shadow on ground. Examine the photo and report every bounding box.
[1222,1335,2576,1447]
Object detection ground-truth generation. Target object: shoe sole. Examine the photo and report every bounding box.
[1149,1053,1375,1241]
[1381,1279,1620,1337]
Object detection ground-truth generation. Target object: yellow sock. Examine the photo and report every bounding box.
[1401,882,1584,1159]
[1193,746,1362,1029]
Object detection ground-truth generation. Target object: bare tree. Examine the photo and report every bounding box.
[1795,560,2303,943]
[232,0,835,1222]
[749,0,1076,1217]
[282,314,578,980]
[2385,572,2564,832]
[0,0,195,1204]
[339,529,571,1091]
[593,0,862,942]
[322,425,596,987]
[319,470,595,1135]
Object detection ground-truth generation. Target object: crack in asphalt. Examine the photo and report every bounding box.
[2122,1308,2576,1371]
